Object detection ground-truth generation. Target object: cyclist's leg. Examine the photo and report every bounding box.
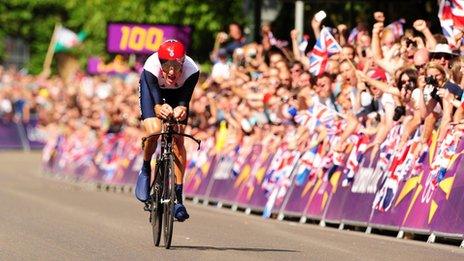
[142,117,162,163]
[173,125,186,179]
[173,124,187,194]
[135,117,161,202]
[172,124,189,221]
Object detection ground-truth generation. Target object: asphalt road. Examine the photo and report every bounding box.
[1,151,464,261]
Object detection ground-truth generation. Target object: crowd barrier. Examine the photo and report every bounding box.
[42,121,464,241]
[42,131,142,185]
[0,119,46,150]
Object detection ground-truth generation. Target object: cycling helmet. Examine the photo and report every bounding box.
[158,39,185,62]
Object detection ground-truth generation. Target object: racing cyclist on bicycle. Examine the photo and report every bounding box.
[135,39,199,222]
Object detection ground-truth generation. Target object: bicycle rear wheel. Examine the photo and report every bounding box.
[163,155,175,249]
[150,161,163,246]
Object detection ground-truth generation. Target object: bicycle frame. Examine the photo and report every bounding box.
[143,117,201,249]
[143,119,201,199]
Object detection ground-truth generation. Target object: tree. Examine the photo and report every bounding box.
[0,0,246,74]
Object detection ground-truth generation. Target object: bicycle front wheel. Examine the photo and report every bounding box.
[163,155,175,249]
[151,161,163,246]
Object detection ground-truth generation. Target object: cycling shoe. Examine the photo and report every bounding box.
[174,203,189,222]
[135,168,150,202]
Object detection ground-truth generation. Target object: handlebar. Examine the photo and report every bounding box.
[142,131,201,150]
[162,115,180,126]
[141,116,201,150]
[143,100,200,149]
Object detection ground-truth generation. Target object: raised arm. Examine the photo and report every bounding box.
[356,70,400,97]
[311,17,322,39]
[291,29,302,61]
[413,20,437,51]
[371,22,384,60]
[337,24,348,46]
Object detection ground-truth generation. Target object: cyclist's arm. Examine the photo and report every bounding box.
[175,71,200,109]
[139,69,161,119]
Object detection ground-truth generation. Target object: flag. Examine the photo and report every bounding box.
[298,34,310,53]
[262,147,300,218]
[341,133,370,187]
[386,19,405,40]
[54,26,86,53]
[347,27,359,45]
[309,27,342,76]
[438,0,464,47]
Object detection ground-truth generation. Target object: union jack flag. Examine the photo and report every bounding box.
[341,133,370,187]
[439,0,464,47]
[309,27,342,76]
[386,19,405,40]
[347,27,359,45]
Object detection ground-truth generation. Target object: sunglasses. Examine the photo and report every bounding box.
[414,64,426,70]
[160,60,183,73]
[431,53,453,60]
[401,79,412,85]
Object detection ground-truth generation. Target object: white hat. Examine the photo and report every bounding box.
[430,44,458,57]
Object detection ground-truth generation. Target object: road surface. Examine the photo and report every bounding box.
[1,151,464,260]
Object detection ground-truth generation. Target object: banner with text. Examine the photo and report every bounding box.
[107,23,192,54]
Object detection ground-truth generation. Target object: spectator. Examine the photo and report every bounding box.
[429,43,457,69]
[211,48,231,83]
[211,22,247,62]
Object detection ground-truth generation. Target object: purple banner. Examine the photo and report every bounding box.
[429,155,464,235]
[234,150,275,209]
[107,23,192,54]
[87,56,102,75]
[368,140,423,229]
[401,132,464,233]
[0,120,45,150]
[43,118,464,238]
[23,119,46,149]
[337,149,377,225]
[207,143,255,203]
[184,138,217,198]
[280,146,342,219]
[321,148,377,223]
[262,146,301,217]
[0,121,23,149]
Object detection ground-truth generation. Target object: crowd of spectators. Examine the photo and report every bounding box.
[2,10,464,182]
[203,12,464,166]
[0,66,142,143]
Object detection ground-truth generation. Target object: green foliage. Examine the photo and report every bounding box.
[0,0,246,74]
[2,0,439,75]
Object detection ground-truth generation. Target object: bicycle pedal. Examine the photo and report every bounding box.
[143,203,151,212]
[161,199,171,204]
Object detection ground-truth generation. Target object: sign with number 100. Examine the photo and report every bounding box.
[107,23,192,54]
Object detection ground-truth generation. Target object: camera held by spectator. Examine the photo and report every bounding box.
[425,75,438,86]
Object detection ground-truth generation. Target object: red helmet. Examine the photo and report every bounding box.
[158,39,185,62]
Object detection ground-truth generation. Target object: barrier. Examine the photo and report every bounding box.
[0,121,24,149]
[42,119,464,240]
[42,131,141,185]
[0,120,46,150]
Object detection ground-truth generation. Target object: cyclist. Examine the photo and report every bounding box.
[135,39,200,222]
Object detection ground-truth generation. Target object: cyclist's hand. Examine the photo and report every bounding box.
[156,104,173,119]
[173,106,187,121]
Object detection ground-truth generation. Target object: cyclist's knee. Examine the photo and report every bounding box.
[142,117,161,136]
